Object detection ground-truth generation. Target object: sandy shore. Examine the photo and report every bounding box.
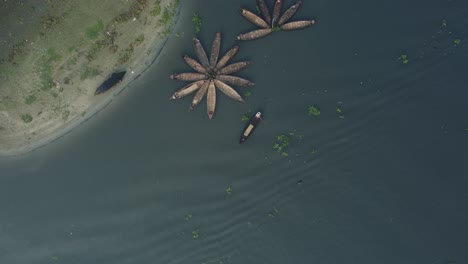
[0,0,181,156]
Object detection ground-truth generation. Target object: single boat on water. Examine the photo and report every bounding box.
[240,112,262,144]
[94,71,126,95]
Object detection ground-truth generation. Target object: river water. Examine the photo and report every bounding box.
[1,0,468,263]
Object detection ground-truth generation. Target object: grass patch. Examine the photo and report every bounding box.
[80,67,101,80]
[192,13,202,34]
[37,48,62,90]
[21,114,33,123]
[151,0,162,16]
[118,45,135,64]
[85,19,104,39]
[24,94,37,105]
[114,0,147,23]
[308,105,320,116]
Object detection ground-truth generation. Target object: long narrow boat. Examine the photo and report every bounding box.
[240,112,262,144]
[94,71,126,95]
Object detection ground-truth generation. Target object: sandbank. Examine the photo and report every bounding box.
[0,0,181,156]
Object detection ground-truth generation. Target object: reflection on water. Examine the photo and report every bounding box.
[1,0,468,263]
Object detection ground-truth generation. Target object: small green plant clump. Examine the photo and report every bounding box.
[244,90,251,97]
[398,54,409,64]
[24,94,37,105]
[442,19,448,28]
[454,38,461,45]
[151,0,162,16]
[85,19,104,39]
[192,229,200,239]
[308,105,320,116]
[336,101,344,119]
[21,114,33,123]
[226,186,232,195]
[241,114,249,122]
[192,13,202,34]
[80,67,101,80]
[274,134,292,157]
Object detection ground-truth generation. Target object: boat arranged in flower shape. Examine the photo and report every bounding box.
[236,0,316,41]
[170,32,254,119]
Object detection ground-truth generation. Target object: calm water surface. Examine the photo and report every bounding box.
[1,0,468,263]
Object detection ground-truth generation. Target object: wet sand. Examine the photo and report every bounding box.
[0,0,180,156]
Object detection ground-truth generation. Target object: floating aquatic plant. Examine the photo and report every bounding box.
[192,229,200,239]
[241,114,250,122]
[226,186,232,194]
[308,105,320,116]
[184,214,192,221]
[192,13,202,34]
[454,38,461,45]
[274,134,291,155]
[398,54,409,64]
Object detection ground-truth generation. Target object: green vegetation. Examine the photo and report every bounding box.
[62,110,70,121]
[336,102,344,119]
[184,214,192,221]
[192,229,200,239]
[159,1,179,37]
[21,114,33,123]
[454,38,461,45]
[151,0,162,16]
[398,54,409,64]
[118,45,135,64]
[114,0,147,23]
[308,105,320,116]
[272,26,281,32]
[311,148,318,154]
[192,13,202,34]
[244,90,251,97]
[274,134,292,156]
[442,19,447,27]
[241,114,249,122]
[37,48,61,90]
[256,5,261,14]
[24,94,37,105]
[80,67,101,80]
[226,186,232,195]
[85,19,104,39]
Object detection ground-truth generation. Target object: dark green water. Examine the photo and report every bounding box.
[1,0,468,263]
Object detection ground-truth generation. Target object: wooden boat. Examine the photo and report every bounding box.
[240,112,262,144]
[94,71,126,95]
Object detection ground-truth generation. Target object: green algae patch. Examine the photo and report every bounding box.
[192,13,202,34]
[226,186,232,195]
[244,90,252,97]
[454,38,461,45]
[398,54,409,64]
[241,114,249,122]
[308,105,320,116]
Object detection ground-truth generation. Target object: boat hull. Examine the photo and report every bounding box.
[240,113,261,144]
[94,71,126,95]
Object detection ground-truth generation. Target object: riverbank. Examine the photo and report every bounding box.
[0,0,181,156]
